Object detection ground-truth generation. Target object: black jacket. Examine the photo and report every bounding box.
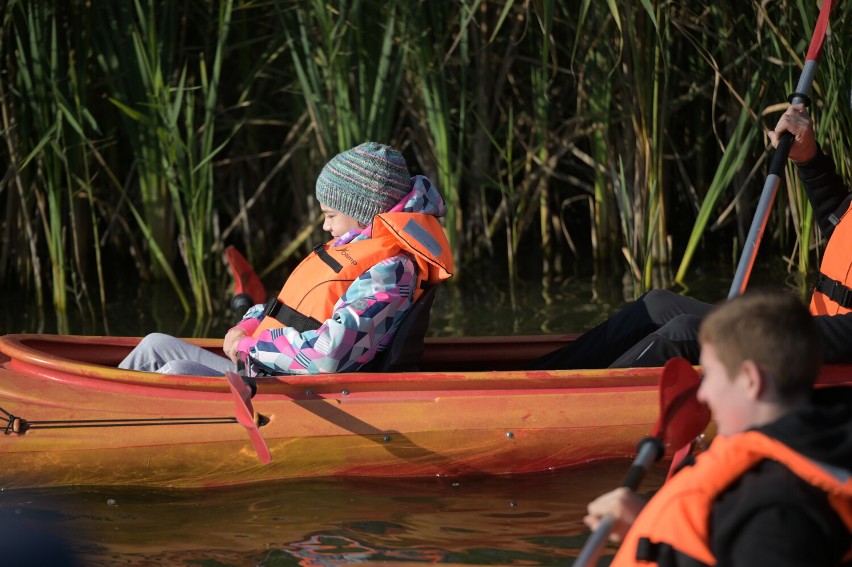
[798,150,852,363]
[708,386,852,566]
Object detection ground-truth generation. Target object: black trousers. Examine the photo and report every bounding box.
[530,289,715,369]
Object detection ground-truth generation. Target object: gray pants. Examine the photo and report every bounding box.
[118,332,235,376]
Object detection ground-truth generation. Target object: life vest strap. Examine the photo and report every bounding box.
[313,242,343,273]
[635,538,658,562]
[262,298,322,332]
[814,272,852,309]
[635,538,701,566]
[828,194,852,227]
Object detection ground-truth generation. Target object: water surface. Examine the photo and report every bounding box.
[1,463,670,565]
[0,256,798,565]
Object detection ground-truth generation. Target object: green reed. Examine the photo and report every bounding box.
[278,0,404,159]
[93,0,235,315]
[158,0,235,317]
[2,1,852,331]
[11,1,69,318]
[404,0,470,264]
[530,0,556,276]
[4,1,108,329]
[93,1,179,285]
[675,95,763,287]
[572,1,674,291]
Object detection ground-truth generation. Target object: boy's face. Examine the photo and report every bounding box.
[321,204,362,238]
[696,342,753,437]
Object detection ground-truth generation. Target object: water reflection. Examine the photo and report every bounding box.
[0,462,668,565]
[1,255,802,338]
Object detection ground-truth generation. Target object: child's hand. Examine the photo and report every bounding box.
[583,487,646,543]
[223,327,247,363]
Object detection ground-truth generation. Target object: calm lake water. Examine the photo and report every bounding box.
[0,464,671,566]
[0,255,802,565]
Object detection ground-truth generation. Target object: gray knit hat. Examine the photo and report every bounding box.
[315,142,412,225]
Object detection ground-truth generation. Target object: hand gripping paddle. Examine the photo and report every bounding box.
[729,0,835,298]
[574,357,711,567]
[226,370,271,464]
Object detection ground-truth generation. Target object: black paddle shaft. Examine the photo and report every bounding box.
[728,129,795,299]
[572,436,665,567]
[621,436,666,490]
[729,61,820,298]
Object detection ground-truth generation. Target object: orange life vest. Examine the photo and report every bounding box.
[253,212,453,338]
[811,198,852,316]
[611,431,852,567]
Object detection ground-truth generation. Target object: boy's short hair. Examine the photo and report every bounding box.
[698,289,822,400]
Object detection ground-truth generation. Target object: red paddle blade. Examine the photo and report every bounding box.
[666,439,696,482]
[805,0,834,62]
[225,246,267,305]
[653,357,711,454]
[226,370,271,464]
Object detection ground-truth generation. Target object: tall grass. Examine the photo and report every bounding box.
[159,0,235,317]
[94,1,179,284]
[573,1,676,288]
[675,93,764,287]
[4,1,108,331]
[621,2,672,289]
[277,0,405,158]
[2,1,851,331]
[404,0,470,264]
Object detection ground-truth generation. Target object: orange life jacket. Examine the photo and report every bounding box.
[811,197,852,315]
[611,431,852,567]
[253,212,453,338]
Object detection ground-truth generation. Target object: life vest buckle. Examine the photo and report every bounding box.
[815,273,852,309]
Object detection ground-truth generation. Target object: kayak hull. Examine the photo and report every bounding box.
[0,333,847,488]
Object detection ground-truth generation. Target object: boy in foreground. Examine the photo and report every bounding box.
[584,290,852,566]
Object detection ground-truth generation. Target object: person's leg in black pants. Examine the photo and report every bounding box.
[529,289,714,369]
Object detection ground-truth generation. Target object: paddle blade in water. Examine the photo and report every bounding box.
[245,426,271,465]
[226,370,271,464]
[654,357,711,453]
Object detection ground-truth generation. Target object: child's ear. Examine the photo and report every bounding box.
[740,359,765,400]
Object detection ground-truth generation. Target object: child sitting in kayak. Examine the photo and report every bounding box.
[119,142,453,376]
[582,290,852,566]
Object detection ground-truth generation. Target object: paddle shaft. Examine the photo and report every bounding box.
[573,436,664,567]
[728,138,790,298]
[729,0,833,297]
